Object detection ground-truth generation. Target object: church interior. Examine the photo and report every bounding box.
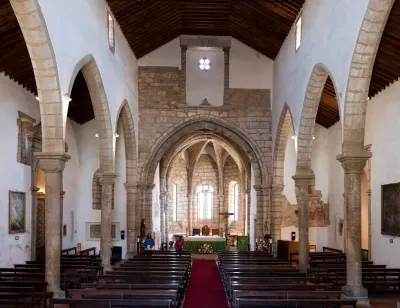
[1,0,400,307]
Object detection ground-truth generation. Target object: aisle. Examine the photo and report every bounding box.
[183,259,229,308]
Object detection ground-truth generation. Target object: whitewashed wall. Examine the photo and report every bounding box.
[37,0,139,143]
[272,0,369,143]
[365,79,400,267]
[0,74,40,267]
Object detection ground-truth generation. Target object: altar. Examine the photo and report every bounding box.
[183,236,226,252]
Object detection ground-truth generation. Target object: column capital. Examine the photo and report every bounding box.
[336,152,372,174]
[223,47,231,52]
[138,183,155,191]
[181,45,188,51]
[160,190,168,200]
[272,184,284,195]
[34,152,70,173]
[99,173,116,185]
[124,182,137,193]
[292,173,314,187]
[60,191,66,198]
[30,186,40,194]
[253,184,270,196]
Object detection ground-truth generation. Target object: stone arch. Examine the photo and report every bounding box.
[68,54,114,172]
[116,100,138,183]
[342,0,394,153]
[143,116,268,187]
[273,103,295,187]
[10,0,64,152]
[296,63,336,173]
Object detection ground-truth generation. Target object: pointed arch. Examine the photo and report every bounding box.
[273,103,295,187]
[68,54,114,172]
[10,0,64,152]
[342,0,394,153]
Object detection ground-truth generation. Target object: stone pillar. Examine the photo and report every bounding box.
[218,194,224,226]
[30,186,40,261]
[180,46,187,106]
[223,47,230,105]
[253,185,271,241]
[187,194,193,235]
[292,174,313,273]
[271,184,284,256]
[60,191,65,250]
[99,173,116,273]
[160,190,167,243]
[367,189,372,261]
[337,153,371,303]
[246,189,251,238]
[124,183,137,257]
[34,153,70,298]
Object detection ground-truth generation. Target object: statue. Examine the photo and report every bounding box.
[140,219,146,238]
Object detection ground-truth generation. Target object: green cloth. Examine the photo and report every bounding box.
[237,236,249,251]
[184,240,226,252]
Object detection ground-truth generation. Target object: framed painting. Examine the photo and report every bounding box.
[9,191,26,234]
[381,183,400,236]
[85,222,120,241]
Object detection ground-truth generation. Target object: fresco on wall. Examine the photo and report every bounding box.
[281,186,329,228]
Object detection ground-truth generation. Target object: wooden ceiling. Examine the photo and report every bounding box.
[369,0,400,98]
[317,76,340,128]
[107,0,304,59]
[0,0,36,94]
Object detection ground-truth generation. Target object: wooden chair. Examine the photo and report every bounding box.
[202,225,210,236]
[192,228,200,236]
[212,229,220,236]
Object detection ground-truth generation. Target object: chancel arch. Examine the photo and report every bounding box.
[140,116,269,247]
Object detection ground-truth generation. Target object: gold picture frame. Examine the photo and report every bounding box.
[9,191,26,234]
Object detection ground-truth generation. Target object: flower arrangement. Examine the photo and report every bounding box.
[256,238,268,251]
[198,243,214,254]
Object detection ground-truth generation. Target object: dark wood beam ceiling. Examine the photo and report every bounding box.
[0,0,36,95]
[317,76,340,128]
[370,0,400,98]
[107,0,304,59]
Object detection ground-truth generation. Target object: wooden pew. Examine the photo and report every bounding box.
[0,286,52,308]
[80,247,96,255]
[235,298,356,307]
[62,247,77,255]
[51,297,173,307]
[322,246,343,253]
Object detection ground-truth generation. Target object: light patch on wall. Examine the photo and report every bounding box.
[37,169,45,193]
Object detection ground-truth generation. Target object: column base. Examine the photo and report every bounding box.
[341,285,369,306]
[296,263,309,273]
[103,264,113,273]
[52,289,65,299]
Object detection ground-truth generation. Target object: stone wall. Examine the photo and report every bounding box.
[223,156,245,234]
[168,156,188,235]
[192,155,220,229]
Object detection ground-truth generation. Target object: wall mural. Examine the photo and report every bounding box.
[281,186,330,228]
[9,191,26,234]
[381,183,400,236]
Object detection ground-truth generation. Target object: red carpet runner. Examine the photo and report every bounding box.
[183,260,229,308]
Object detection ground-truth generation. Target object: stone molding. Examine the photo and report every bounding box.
[272,184,284,195]
[31,186,40,194]
[34,153,71,173]
[99,173,116,185]
[336,152,372,174]
[138,183,155,191]
[292,173,314,187]
[124,182,137,193]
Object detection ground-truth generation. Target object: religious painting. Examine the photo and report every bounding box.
[86,222,119,241]
[381,183,400,236]
[9,191,26,234]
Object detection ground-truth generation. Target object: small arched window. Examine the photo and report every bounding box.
[233,183,239,221]
[197,185,214,220]
[172,183,178,222]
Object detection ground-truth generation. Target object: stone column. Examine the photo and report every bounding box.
[367,189,372,260]
[223,47,230,105]
[99,173,116,273]
[34,153,70,298]
[124,183,137,257]
[246,189,251,238]
[218,194,224,226]
[187,194,193,235]
[292,174,313,273]
[271,184,284,256]
[60,191,65,250]
[160,190,167,243]
[337,153,371,303]
[30,186,40,261]
[180,46,187,106]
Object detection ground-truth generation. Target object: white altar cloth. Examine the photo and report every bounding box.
[184,236,225,242]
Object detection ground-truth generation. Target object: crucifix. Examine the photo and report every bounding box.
[219,211,234,240]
